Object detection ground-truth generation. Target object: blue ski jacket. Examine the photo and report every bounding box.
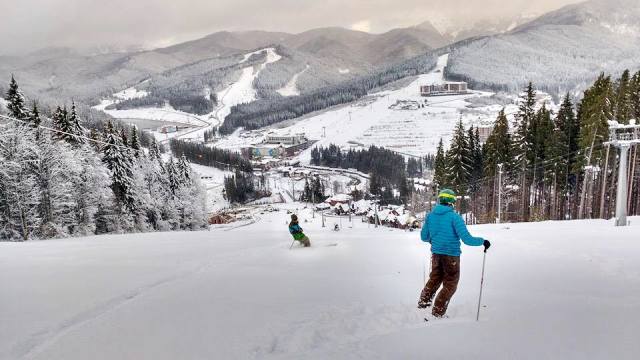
[421,204,484,256]
[289,223,303,235]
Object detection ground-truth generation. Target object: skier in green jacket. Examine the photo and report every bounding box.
[289,214,311,247]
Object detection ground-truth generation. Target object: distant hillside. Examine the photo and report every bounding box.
[0,25,450,108]
[446,0,640,95]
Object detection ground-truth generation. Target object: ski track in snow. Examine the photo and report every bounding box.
[173,48,282,142]
[8,240,282,360]
[276,65,309,97]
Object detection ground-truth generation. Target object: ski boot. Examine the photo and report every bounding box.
[417,299,432,309]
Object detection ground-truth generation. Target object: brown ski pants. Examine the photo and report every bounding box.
[419,254,460,317]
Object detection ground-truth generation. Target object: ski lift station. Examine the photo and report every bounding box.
[420,81,469,96]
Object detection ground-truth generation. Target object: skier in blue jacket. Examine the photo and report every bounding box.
[418,189,491,317]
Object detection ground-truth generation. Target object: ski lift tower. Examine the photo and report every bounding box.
[606,120,640,226]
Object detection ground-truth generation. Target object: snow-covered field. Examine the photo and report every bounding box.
[2,210,639,359]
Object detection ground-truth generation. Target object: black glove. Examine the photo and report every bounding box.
[483,240,491,253]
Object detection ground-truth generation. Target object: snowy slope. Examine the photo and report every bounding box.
[1,210,639,359]
[276,65,309,97]
[214,48,282,122]
[220,54,509,160]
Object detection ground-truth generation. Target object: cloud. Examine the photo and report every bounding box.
[0,0,584,55]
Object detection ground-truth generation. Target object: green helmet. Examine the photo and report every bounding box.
[438,189,457,204]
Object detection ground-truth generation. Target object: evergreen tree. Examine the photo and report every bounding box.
[102,124,136,213]
[166,157,181,196]
[553,94,579,191]
[631,71,640,121]
[178,155,192,183]
[120,128,129,147]
[5,75,28,119]
[89,128,101,152]
[533,104,554,183]
[468,127,483,194]
[433,138,447,189]
[52,105,82,145]
[483,109,512,177]
[68,101,85,144]
[130,126,141,156]
[312,177,325,202]
[445,120,471,195]
[149,138,160,159]
[576,74,614,170]
[614,70,633,124]
[28,102,41,129]
[514,82,537,170]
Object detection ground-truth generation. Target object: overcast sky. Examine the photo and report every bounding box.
[0,0,584,55]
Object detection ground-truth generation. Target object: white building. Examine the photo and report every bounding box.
[420,82,469,97]
[265,133,307,146]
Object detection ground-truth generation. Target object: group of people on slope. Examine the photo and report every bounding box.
[288,189,491,318]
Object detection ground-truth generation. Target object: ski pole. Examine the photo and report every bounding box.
[476,250,487,322]
[289,239,296,250]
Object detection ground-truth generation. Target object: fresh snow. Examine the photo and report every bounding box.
[1,210,639,359]
[277,65,309,97]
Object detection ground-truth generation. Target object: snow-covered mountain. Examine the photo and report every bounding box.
[418,13,540,41]
[0,25,448,106]
[446,0,640,95]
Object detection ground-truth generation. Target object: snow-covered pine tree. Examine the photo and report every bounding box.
[102,122,136,214]
[120,128,129,147]
[0,123,40,240]
[28,102,41,129]
[130,126,141,156]
[52,106,74,143]
[72,145,115,235]
[32,134,79,238]
[5,75,29,119]
[178,155,192,183]
[67,101,85,144]
[89,128,102,152]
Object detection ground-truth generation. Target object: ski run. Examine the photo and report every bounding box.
[1,208,638,359]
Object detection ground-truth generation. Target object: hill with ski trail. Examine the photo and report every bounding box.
[1,207,638,359]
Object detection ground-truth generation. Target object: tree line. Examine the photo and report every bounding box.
[311,144,412,205]
[1,76,208,241]
[169,139,253,173]
[435,69,640,223]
